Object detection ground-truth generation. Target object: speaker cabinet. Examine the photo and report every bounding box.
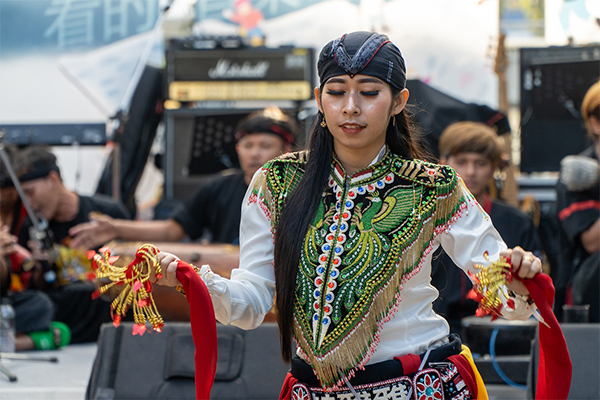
[87,322,290,400]
[528,323,600,399]
[164,108,258,201]
[520,46,599,172]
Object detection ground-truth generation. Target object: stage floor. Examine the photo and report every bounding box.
[0,342,527,400]
[0,343,96,400]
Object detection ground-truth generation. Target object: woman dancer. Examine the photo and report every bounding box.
[156,31,548,398]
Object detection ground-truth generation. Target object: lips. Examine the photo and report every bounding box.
[340,123,366,134]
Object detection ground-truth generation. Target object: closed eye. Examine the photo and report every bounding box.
[326,90,344,95]
[361,91,379,96]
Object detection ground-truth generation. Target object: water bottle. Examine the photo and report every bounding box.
[0,299,16,353]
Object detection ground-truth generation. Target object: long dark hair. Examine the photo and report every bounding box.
[273,86,427,362]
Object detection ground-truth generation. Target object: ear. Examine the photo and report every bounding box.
[314,87,323,114]
[590,115,600,137]
[439,156,447,165]
[392,88,409,115]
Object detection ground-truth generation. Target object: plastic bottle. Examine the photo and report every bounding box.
[0,299,16,353]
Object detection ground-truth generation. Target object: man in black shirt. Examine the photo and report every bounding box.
[555,80,600,322]
[69,107,296,248]
[15,146,131,342]
[432,121,542,334]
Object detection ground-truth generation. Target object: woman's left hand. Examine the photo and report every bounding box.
[500,246,543,295]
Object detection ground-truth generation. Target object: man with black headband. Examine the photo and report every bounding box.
[69,107,295,249]
[0,145,64,351]
[14,145,131,343]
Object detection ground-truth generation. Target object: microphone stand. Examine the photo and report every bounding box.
[107,2,171,202]
[0,132,60,382]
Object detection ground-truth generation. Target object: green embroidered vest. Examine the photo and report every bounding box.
[251,148,467,387]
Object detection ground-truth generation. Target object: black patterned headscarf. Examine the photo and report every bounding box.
[317,31,407,90]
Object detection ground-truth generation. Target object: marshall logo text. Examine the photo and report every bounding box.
[208,59,270,79]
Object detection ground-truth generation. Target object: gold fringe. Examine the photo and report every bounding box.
[92,244,165,333]
[293,174,466,388]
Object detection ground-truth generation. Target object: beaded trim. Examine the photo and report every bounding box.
[250,148,466,388]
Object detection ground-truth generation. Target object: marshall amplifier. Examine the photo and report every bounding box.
[166,41,315,102]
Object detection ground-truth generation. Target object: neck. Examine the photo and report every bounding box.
[244,172,253,186]
[334,143,384,176]
[474,191,488,208]
[54,189,79,223]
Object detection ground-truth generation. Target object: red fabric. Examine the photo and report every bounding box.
[447,354,478,398]
[393,353,421,375]
[522,273,572,399]
[278,372,299,400]
[176,260,218,400]
[482,194,493,214]
[558,199,600,220]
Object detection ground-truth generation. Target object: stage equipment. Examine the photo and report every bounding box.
[405,80,510,160]
[0,123,106,146]
[86,322,289,400]
[166,39,315,102]
[95,65,163,215]
[520,45,600,173]
[164,107,285,201]
[528,323,600,399]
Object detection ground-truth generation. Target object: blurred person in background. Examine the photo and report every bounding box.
[0,145,69,350]
[555,79,600,322]
[431,121,542,334]
[69,107,295,250]
[14,145,131,343]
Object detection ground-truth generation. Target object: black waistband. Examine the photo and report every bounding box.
[291,333,462,387]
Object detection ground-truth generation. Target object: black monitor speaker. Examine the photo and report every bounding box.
[164,108,254,201]
[520,46,599,173]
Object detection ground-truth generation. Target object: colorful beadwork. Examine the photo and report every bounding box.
[438,362,472,399]
[414,369,444,400]
[251,147,467,388]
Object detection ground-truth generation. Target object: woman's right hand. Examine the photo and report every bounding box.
[153,252,182,287]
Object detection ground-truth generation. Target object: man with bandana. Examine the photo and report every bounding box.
[14,145,131,343]
[68,107,295,250]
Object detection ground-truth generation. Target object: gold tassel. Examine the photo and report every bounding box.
[90,244,164,334]
[467,255,513,319]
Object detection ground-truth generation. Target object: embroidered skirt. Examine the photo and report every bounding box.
[291,362,473,400]
[282,334,479,400]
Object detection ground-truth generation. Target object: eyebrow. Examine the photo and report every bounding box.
[357,77,383,84]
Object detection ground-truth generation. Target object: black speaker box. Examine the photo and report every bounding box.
[520,46,599,173]
[86,322,289,400]
[528,323,600,399]
[163,108,254,201]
